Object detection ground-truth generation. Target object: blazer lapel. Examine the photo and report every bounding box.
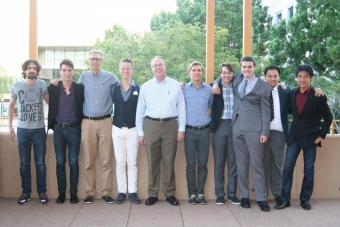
[278,86,284,115]
[233,72,244,98]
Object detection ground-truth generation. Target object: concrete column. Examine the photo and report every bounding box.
[29,0,38,60]
[243,0,252,56]
[206,0,215,84]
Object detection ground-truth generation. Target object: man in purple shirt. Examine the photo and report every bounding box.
[48,59,84,204]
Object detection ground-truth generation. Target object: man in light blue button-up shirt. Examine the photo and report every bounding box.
[182,61,213,205]
[136,56,186,206]
[79,50,118,204]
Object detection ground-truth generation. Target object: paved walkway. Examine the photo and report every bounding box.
[1,198,340,226]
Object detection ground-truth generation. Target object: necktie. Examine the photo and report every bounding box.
[270,89,274,121]
[240,79,247,98]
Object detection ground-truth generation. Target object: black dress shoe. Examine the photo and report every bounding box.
[166,196,179,206]
[145,196,158,206]
[56,193,65,204]
[258,201,270,212]
[240,198,250,208]
[70,193,79,204]
[274,200,290,210]
[275,196,281,204]
[300,200,311,210]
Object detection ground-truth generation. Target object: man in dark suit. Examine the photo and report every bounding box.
[213,56,272,212]
[263,66,290,203]
[275,64,332,210]
[48,59,84,204]
[210,63,240,205]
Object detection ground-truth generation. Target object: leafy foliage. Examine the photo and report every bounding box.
[94,22,238,84]
[150,0,272,60]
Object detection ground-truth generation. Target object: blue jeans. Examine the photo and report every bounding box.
[17,127,47,195]
[281,139,317,202]
[53,124,81,194]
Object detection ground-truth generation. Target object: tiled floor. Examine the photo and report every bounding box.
[1,198,340,227]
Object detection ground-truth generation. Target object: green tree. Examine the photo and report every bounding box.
[94,22,238,84]
[150,0,272,60]
[0,76,18,94]
[268,0,340,80]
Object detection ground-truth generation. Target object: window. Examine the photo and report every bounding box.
[288,6,294,19]
[277,12,282,25]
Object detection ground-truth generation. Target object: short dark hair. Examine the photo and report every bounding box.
[120,58,134,68]
[264,65,281,77]
[240,56,256,67]
[21,59,41,78]
[295,64,314,78]
[188,61,204,73]
[59,59,74,70]
[219,62,234,74]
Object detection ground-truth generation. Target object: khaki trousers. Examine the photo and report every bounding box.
[81,118,113,197]
[144,118,178,197]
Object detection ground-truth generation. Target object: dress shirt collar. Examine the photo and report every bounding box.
[92,69,103,77]
[272,84,278,92]
[245,74,256,82]
[188,80,206,88]
[223,82,232,89]
[297,85,312,94]
[117,79,136,88]
[153,75,168,83]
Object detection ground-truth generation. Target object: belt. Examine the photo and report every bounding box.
[185,124,210,130]
[146,116,177,122]
[83,114,111,121]
[56,122,79,127]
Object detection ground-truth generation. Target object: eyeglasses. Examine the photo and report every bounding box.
[152,63,165,68]
[90,58,102,62]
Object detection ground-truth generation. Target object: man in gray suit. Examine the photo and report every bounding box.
[214,56,271,212]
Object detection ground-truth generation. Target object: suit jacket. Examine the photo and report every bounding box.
[47,81,85,131]
[276,85,291,140]
[232,71,272,137]
[287,86,333,147]
[210,82,229,133]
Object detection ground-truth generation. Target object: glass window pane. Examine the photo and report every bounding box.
[75,51,85,67]
[55,50,64,66]
[45,49,54,67]
[65,51,75,63]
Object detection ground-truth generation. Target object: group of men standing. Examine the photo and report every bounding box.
[8,52,333,212]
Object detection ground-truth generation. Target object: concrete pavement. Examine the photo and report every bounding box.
[1,198,340,226]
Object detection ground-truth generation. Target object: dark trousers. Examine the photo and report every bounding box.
[281,139,317,202]
[144,118,178,197]
[211,119,237,198]
[53,124,81,194]
[17,127,47,195]
[184,127,210,196]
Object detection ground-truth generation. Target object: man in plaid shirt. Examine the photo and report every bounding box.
[210,62,240,205]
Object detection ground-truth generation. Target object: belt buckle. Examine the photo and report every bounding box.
[62,123,68,127]
[160,118,163,122]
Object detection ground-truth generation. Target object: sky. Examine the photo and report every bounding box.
[0,0,177,76]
